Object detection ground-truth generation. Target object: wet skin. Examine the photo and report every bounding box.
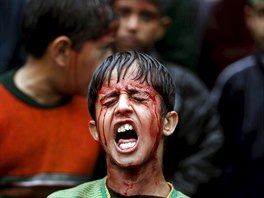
[88,61,178,196]
[88,62,175,196]
[246,3,264,52]
[94,64,163,168]
[113,0,168,52]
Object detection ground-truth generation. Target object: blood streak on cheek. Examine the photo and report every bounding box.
[134,83,162,135]
[97,106,108,146]
[141,85,161,132]
[98,88,110,146]
[150,94,162,151]
[97,108,103,143]
[102,108,108,146]
[152,94,161,131]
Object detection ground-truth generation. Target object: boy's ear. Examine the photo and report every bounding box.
[51,36,72,67]
[89,120,100,142]
[156,16,172,40]
[163,111,178,136]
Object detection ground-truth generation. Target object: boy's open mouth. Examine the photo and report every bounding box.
[115,123,138,150]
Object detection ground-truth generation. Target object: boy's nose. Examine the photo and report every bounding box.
[126,15,139,31]
[115,94,132,115]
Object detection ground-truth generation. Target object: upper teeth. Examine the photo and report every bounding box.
[117,124,133,133]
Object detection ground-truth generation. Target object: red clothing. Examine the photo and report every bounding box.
[0,70,100,189]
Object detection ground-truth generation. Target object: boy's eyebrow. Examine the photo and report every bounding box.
[99,85,153,102]
[139,10,161,17]
[127,87,151,95]
[100,91,118,102]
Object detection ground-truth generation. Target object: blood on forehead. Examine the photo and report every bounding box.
[98,80,159,98]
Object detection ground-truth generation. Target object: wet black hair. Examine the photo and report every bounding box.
[22,0,113,58]
[88,51,176,120]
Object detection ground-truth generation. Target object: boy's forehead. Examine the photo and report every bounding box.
[114,0,161,12]
[98,77,157,98]
[114,0,164,6]
[98,61,152,89]
[124,0,168,15]
[104,64,139,85]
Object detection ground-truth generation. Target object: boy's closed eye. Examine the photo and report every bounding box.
[100,92,119,107]
[139,11,159,22]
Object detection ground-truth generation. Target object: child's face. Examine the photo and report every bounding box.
[245,3,264,52]
[113,0,169,52]
[64,27,115,95]
[90,62,164,167]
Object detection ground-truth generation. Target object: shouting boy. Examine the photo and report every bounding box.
[48,51,189,198]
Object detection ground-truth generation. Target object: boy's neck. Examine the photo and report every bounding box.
[106,159,170,197]
[14,57,65,105]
